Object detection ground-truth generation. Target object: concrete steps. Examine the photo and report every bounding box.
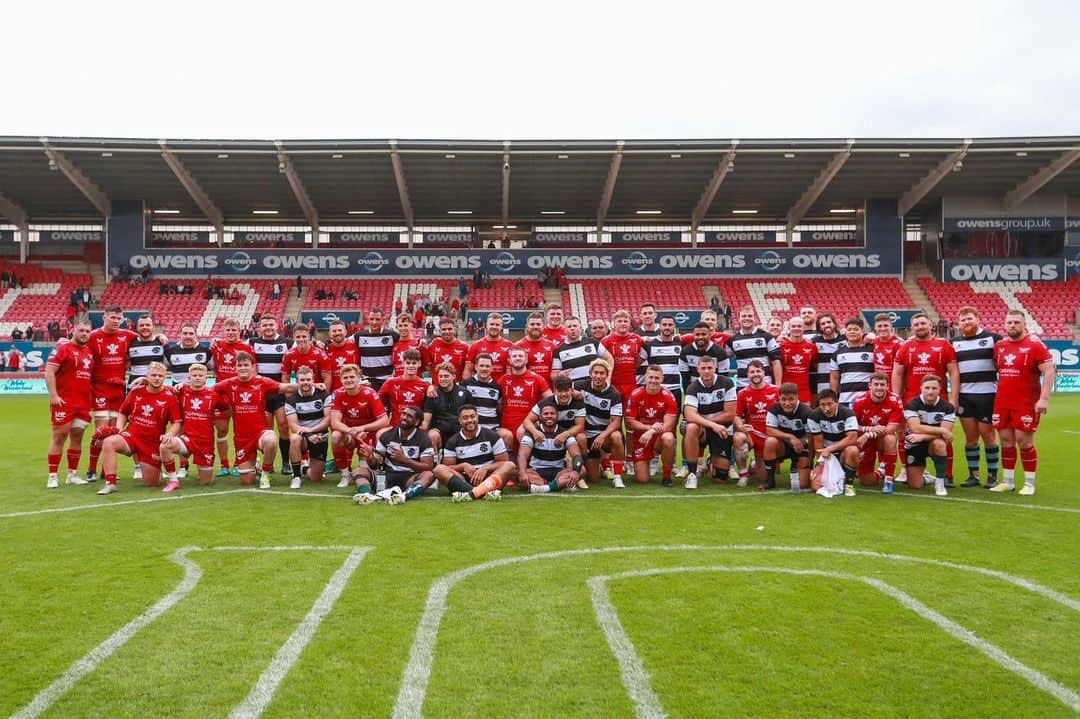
[903,262,939,323]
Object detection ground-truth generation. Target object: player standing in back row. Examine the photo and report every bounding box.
[951,306,1001,488]
[989,310,1054,496]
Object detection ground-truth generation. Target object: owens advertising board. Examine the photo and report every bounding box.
[113,247,900,277]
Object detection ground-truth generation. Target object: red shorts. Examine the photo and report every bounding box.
[51,406,91,428]
[178,435,216,468]
[993,406,1040,432]
[92,385,125,414]
[614,384,638,406]
[631,432,664,463]
[858,437,884,476]
[119,431,163,468]
[233,434,264,466]
[747,429,767,458]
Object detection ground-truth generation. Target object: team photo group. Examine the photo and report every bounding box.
[43,296,1054,504]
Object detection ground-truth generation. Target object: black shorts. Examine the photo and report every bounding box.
[300,433,328,461]
[781,440,809,464]
[957,394,995,425]
[696,426,732,458]
[534,466,562,482]
[266,393,286,412]
[904,439,932,468]
[433,422,459,440]
[385,470,416,489]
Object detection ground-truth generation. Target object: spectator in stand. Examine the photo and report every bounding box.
[936,318,950,338]
[306,318,316,334]
[12,327,23,341]
[395,297,404,315]
[426,319,436,338]
[414,307,425,327]
[459,277,468,299]
[48,321,61,341]
[0,350,6,370]
[8,347,21,372]
[296,275,303,298]
[82,288,91,306]
[271,282,282,299]
[25,324,34,340]
[466,319,477,340]
[451,297,461,319]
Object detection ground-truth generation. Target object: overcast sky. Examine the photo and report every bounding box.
[2,0,1077,140]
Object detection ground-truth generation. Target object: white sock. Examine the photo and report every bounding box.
[934,475,944,491]
[1024,472,1035,488]
[1003,468,1015,487]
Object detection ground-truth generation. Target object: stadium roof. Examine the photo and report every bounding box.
[1,136,1078,228]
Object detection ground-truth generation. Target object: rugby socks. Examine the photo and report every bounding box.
[66,448,81,472]
[446,474,473,494]
[471,476,503,499]
[684,460,698,475]
[88,444,101,474]
[47,452,61,474]
[661,464,673,481]
[278,438,290,471]
[105,472,118,486]
[1020,446,1038,488]
[985,444,999,479]
[765,460,777,485]
[548,479,560,493]
[965,444,981,478]
[931,455,948,479]
[405,483,426,500]
[163,459,177,481]
[291,461,303,479]
[944,443,954,479]
[612,460,624,476]
[881,452,897,478]
[1001,446,1017,487]
[261,462,273,475]
[332,445,351,473]
[896,444,906,476]
[218,438,230,470]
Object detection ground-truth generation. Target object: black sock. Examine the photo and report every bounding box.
[291,461,302,478]
[278,438,290,468]
[447,474,472,494]
[765,460,777,484]
[843,465,856,484]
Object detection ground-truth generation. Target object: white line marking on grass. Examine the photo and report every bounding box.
[12,545,371,719]
[0,489,256,519]
[865,489,1080,514]
[589,566,1080,716]
[228,547,370,719]
[392,545,1080,719]
[12,546,205,719]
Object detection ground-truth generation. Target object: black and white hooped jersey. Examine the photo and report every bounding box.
[375,426,434,474]
[807,405,859,443]
[730,329,780,388]
[164,342,212,385]
[284,387,330,430]
[951,330,1000,396]
[127,338,165,381]
[551,339,604,389]
[830,342,876,405]
[812,334,843,395]
[765,402,812,440]
[581,383,624,437]
[443,427,506,469]
[521,430,576,473]
[460,377,503,430]
[353,329,400,386]
[533,396,586,433]
[639,338,683,394]
[679,341,731,387]
[904,397,957,428]
[683,376,737,422]
[251,335,293,379]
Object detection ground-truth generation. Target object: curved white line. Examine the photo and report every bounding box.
[11,546,205,719]
[589,566,1080,717]
[392,545,1080,719]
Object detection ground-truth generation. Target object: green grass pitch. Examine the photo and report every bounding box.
[1,395,1077,718]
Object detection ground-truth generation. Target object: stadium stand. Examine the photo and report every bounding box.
[0,260,92,339]
[466,279,543,310]
[303,280,453,314]
[563,279,712,323]
[98,280,288,338]
[918,276,1080,339]
[715,278,917,326]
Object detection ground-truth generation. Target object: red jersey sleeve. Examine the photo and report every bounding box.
[119,391,136,417]
[363,386,388,416]
[1033,339,1052,365]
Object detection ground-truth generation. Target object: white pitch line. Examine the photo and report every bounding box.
[589,566,1080,716]
[865,489,1080,514]
[392,544,1080,719]
[228,547,370,719]
[0,488,256,519]
[12,545,370,719]
[11,546,205,719]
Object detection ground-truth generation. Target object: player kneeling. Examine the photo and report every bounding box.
[763,383,812,490]
[433,405,517,503]
[96,362,182,495]
[626,365,679,485]
[903,374,955,497]
[284,365,332,489]
[807,389,860,496]
[358,406,436,505]
[159,363,223,492]
[851,372,903,490]
[519,403,585,493]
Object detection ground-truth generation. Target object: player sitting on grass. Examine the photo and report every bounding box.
[95,361,181,495]
[903,374,955,497]
[433,404,516,503]
[329,363,389,497]
[519,402,585,494]
[357,405,436,505]
[159,363,226,492]
[520,375,586,486]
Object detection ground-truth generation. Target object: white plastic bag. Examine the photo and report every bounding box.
[813,455,846,499]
